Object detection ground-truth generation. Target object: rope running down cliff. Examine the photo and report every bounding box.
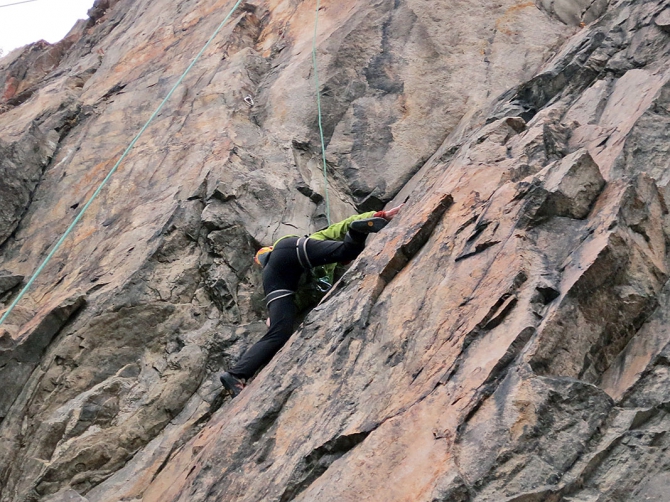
[0,0,41,9]
[0,0,245,327]
[312,0,332,225]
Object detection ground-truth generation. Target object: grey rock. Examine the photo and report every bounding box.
[536,149,606,219]
[654,8,670,32]
[526,173,667,383]
[0,294,85,419]
[456,370,613,500]
[43,488,88,502]
[538,0,610,26]
[0,270,22,296]
[0,0,669,501]
[0,126,60,247]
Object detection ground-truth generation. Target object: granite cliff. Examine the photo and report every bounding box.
[0,0,669,500]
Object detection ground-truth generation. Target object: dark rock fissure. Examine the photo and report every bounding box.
[278,431,371,502]
[378,192,453,285]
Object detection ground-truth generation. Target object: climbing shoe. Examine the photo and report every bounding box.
[350,217,388,234]
[220,372,245,397]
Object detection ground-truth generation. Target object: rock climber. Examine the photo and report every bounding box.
[220,205,403,396]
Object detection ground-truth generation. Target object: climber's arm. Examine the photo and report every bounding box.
[310,204,405,241]
[309,211,376,241]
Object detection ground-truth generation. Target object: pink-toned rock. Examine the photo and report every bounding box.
[0,0,669,501]
[535,148,606,219]
[1,76,18,101]
[655,8,670,32]
[525,173,667,383]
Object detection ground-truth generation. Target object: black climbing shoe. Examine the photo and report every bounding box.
[350,217,388,234]
[220,372,245,397]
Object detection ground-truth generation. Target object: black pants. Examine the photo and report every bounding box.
[229,232,366,379]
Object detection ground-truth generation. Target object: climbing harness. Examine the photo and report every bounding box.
[265,289,296,306]
[312,0,331,225]
[0,0,245,327]
[295,237,314,269]
[298,238,334,298]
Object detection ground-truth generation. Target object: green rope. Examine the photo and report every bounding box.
[0,0,41,9]
[312,0,331,225]
[0,0,245,327]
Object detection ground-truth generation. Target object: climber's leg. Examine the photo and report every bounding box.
[228,295,296,380]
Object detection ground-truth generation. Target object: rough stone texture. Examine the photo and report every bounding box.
[535,148,606,219]
[0,126,61,247]
[0,270,23,297]
[43,490,88,502]
[0,0,669,501]
[0,294,86,420]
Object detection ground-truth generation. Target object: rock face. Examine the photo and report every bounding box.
[0,0,669,501]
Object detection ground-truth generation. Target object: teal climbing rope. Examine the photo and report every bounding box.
[0,0,41,9]
[312,0,331,225]
[0,0,245,327]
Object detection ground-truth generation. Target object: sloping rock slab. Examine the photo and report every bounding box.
[0,295,85,418]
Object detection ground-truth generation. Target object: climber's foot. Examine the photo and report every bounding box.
[220,372,245,397]
[350,217,388,234]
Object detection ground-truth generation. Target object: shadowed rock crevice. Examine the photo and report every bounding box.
[527,173,667,383]
[278,431,371,502]
[0,125,60,248]
[0,270,23,301]
[245,386,295,443]
[378,192,453,285]
[0,294,86,421]
[498,28,608,122]
[537,0,611,26]
[455,371,614,500]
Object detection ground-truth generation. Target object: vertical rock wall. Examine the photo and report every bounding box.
[0,0,668,501]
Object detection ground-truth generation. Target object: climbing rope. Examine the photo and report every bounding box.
[0,0,245,327]
[312,0,331,225]
[0,0,41,9]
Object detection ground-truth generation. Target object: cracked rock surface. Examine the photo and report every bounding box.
[1,0,669,501]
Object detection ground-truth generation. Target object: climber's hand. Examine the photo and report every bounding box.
[380,204,404,220]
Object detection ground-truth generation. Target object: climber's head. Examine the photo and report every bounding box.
[254,246,273,267]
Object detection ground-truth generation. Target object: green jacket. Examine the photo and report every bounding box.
[272,211,376,247]
[275,211,375,311]
[308,211,376,241]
